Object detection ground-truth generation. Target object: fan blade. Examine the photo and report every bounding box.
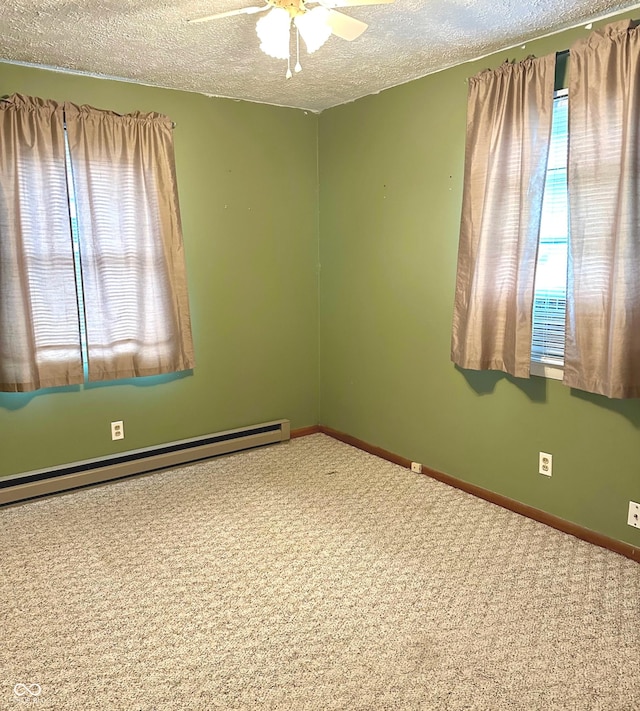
[326,10,367,40]
[324,0,393,6]
[188,5,269,23]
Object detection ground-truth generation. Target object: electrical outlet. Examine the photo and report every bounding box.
[539,452,552,477]
[111,421,125,441]
[411,462,422,474]
[628,501,640,529]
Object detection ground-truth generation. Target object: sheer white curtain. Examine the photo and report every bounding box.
[451,56,555,378]
[565,20,640,398]
[0,95,83,392]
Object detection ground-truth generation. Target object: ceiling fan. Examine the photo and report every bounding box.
[188,0,394,77]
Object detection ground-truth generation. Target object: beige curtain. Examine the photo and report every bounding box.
[64,103,195,382]
[451,55,555,377]
[565,20,640,398]
[0,95,83,392]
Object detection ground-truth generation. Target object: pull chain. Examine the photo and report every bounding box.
[295,28,302,73]
[286,49,292,79]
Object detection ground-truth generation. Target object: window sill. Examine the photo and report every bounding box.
[530,361,564,381]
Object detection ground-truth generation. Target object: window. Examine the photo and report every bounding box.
[530,90,568,380]
[453,25,640,398]
[0,95,195,393]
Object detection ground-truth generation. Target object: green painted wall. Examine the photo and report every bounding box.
[319,15,640,547]
[0,63,319,477]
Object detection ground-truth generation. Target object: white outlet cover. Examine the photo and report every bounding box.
[539,452,552,477]
[111,421,125,441]
[411,462,422,474]
[628,501,640,529]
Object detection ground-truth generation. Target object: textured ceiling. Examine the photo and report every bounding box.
[1,0,639,112]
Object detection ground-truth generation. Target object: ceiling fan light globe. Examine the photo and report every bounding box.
[294,7,332,54]
[256,8,292,59]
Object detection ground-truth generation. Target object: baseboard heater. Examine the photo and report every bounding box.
[0,419,290,506]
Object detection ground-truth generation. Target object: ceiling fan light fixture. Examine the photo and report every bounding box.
[256,7,291,60]
[294,7,332,54]
[189,0,392,79]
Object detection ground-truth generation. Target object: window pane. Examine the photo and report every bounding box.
[531,94,568,367]
[64,130,89,379]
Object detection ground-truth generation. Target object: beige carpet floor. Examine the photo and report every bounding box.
[1,433,639,710]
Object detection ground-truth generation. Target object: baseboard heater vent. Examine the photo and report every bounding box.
[0,419,290,506]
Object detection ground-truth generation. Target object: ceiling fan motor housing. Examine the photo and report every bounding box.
[268,0,307,18]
